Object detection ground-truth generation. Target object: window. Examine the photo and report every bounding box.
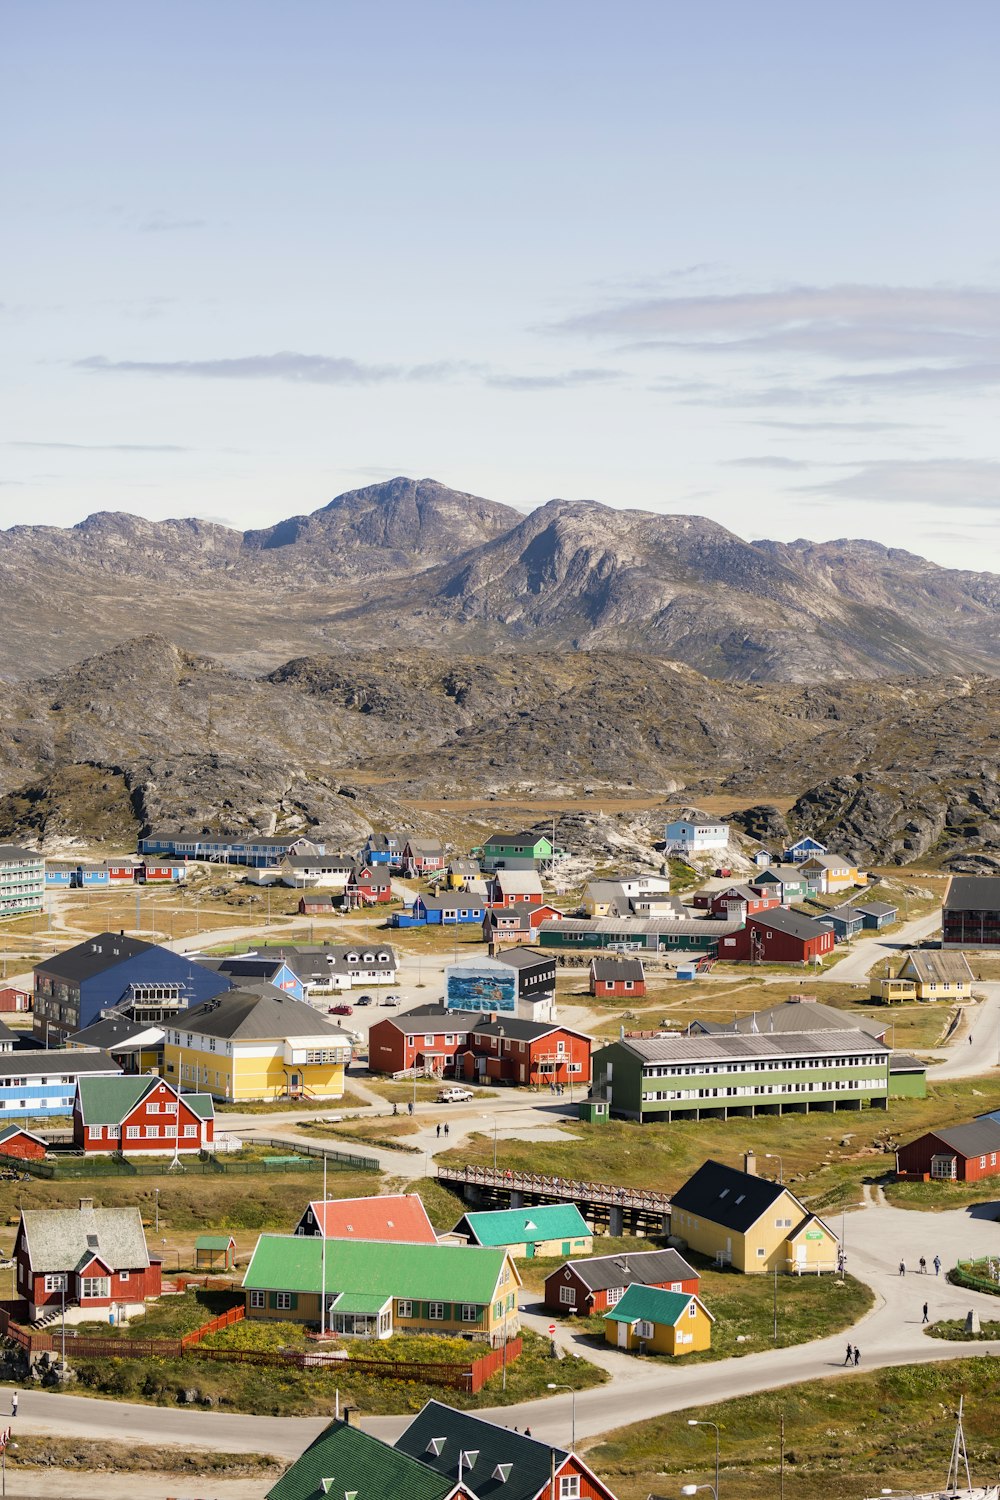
[249,1291,265,1309]
[559,1286,576,1306]
[559,1480,580,1499]
[397,1300,413,1318]
[429,1302,445,1320]
[126,1126,139,1139]
[687,1302,697,1317]
[276,1292,292,1311]
[757,1248,766,1258]
[44,1273,66,1293]
[81,1276,110,1299]
[184,1124,197,1137]
[119,1271,129,1282]
[636,1320,654,1340]
[461,1304,479,1322]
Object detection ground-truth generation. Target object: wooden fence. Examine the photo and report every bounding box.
[0,1307,520,1390]
[438,1162,672,1213]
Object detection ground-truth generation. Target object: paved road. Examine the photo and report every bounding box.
[817,908,942,985]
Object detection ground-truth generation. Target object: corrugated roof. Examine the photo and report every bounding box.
[396,1400,570,1500]
[76,1075,153,1124]
[195,1234,236,1250]
[493,947,553,970]
[562,1246,697,1293]
[944,876,1000,912]
[243,1235,513,1303]
[266,1420,456,1500]
[603,1284,710,1326]
[920,1119,1000,1159]
[178,989,354,1043]
[591,958,645,982]
[900,950,974,985]
[304,1194,438,1245]
[20,1205,150,1274]
[36,932,154,982]
[456,1204,590,1247]
[697,999,885,1040]
[0,1051,122,1082]
[605,1027,888,1065]
[540,916,742,937]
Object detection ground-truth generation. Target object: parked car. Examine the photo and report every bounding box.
[714,866,732,878]
[382,995,401,1007]
[437,1086,474,1103]
[354,995,373,1006]
[329,1003,353,1015]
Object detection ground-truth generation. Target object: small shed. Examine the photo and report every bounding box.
[578,1098,610,1124]
[0,1124,48,1161]
[194,1233,237,1270]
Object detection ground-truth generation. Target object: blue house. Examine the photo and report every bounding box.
[815,907,864,943]
[76,864,111,889]
[783,837,827,864]
[0,1051,122,1120]
[44,864,76,889]
[33,933,231,1044]
[411,895,485,926]
[362,834,401,867]
[213,957,304,1002]
[853,901,898,931]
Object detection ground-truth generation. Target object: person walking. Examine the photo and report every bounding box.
[919,1256,926,1274]
[922,1302,929,1323]
[970,1034,974,1046]
[899,1259,906,1276]
[444,1122,449,1136]
[10,1391,17,1417]
[844,1342,853,1366]
[436,1123,441,1139]
[934,1254,942,1276]
[853,1346,861,1366]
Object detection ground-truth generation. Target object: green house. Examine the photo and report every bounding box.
[451,1203,593,1259]
[266,1418,462,1500]
[479,830,554,870]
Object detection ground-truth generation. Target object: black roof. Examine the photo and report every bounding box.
[471,1017,587,1043]
[854,901,897,917]
[945,876,1000,913]
[590,957,645,981]
[670,1159,790,1233]
[492,948,554,970]
[0,1050,121,1080]
[396,1399,570,1500]
[917,1119,1000,1158]
[217,958,287,979]
[67,1017,152,1050]
[36,933,155,982]
[559,1246,696,1293]
[483,905,535,928]
[749,908,823,941]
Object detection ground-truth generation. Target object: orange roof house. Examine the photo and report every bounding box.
[292,1193,439,1244]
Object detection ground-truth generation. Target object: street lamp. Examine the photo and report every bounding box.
[764,1153,784,1184]
[482,1114,499,1171]
[687,1420,719,1500]
[546,1383,576,1450]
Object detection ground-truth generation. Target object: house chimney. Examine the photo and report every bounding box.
[743,1151,757,1177]
[341,1404,362,1428]
[79,1197,94,1211]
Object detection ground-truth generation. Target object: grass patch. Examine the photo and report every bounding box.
[588,1358,1000,1500]
[926,1318,1000,1341]
[885,1178,1000,1213]
[64,1325,605,1416]
[386,1174,466,1232]
[73,1287,241,1340]
[363,1077,500,1103]
[295,1117,423,1153]
[4,1436,278,1477]
[217,1090,371,1114]
[439,1077,1000,1215]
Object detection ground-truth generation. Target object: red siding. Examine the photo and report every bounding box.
[368,1018,472,1076]
[896,1130,1000,1182]
[0,1132,46,1161]
[464,1027,592,1086]
[0,987,31,1012]
[592,977,646,998]
[544,1264,699,1315]
[74,1080,213,1153]
[723,915,835,965]
[546,1457,619,1500]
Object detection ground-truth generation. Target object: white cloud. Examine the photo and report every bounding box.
[798,459,1000,509]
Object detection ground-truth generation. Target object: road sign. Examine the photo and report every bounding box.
[548,1324,556,1335]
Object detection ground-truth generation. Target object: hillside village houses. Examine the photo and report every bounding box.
[0,844,45,917]
[876,949,974,1003]
[670,1154,841,1273]
[15,1200,161,1322]
[603,1283,715,1357]
[664,816,729,855]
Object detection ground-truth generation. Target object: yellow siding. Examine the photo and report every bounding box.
[511,1236,594,1260]
[163,1041,345,1102]
[604,1303,713,1356]
[784,1222,840,1272]
[673,1188,825,1274]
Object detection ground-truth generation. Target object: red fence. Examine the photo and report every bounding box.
[0,1306,520,1390]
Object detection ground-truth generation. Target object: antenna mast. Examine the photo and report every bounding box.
[945,1395,972,1495]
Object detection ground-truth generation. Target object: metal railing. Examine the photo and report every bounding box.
[438,1163,671,1212]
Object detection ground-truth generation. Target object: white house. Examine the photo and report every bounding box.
[665,818,729,855]
[279,854,356,889]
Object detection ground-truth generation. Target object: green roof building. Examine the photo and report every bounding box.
[243,1234,520,1343]
[266,1418,468,1500]
[451,1203,592,1259]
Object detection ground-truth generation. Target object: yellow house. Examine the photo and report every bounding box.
[896,950,974,1002]
[243,1234,521,1344]
[800,855,865,893]
[603,1284,713,1355]
[162,988,353,1102]
[669,1154,840,1274]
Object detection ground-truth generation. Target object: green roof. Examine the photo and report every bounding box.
[457,1203,590,1247]
[244,1235,511,1304]
[396,1400,570,1500]
[195,1234,235,1251]
[331,1291,392,1316]
[603,1284,709,1326]
[267,1419,456,1500]
[184,1093,215,1120]
[75,1075,152,1125]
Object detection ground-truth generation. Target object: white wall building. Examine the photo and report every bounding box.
[664,819,729,855]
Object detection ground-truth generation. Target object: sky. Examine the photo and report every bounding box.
[3,0,1000,568]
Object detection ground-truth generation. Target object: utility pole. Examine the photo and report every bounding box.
[779,1411,784,1500]
[773,1263,778,1344]
[320,1154,328,1338]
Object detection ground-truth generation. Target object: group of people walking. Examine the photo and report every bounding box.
[843,1343,861,1366]
[899,1255,941,1276]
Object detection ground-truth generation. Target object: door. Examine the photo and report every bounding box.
[795,1242,807,1266]
[617,1321,628,1348]
[525,1242,535,1259]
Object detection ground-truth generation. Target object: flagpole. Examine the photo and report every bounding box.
[320,1154,327,1337]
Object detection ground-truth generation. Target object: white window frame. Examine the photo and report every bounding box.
[44,1273,67,1293]
[397,1299,413,1318]
[559,1285,576,1306]
[276,1292,292,1311]
[249,1290,265,1309]
[428,1301,445,1320]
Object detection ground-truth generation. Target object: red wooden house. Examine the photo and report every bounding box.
[73,1075,215,1154]
[400,838,445,873]
[368,1004,473,1076]
[347,866,393,905]
[483,902,564,948]
[720,909,835,965]
[459,1017,592,1087]
[0,986,32,1013]
[486,871,545,908]
[543,1247,699,1316]
[104,861,135,884]
[298,893,338,915]
[14,1199,162,1320]
[0,1124,48,1161]
[589,957,645,998]
[708,884,781,919]
[896,1119,1000,1182]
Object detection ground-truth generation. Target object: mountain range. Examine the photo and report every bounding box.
[4,476,1000,681]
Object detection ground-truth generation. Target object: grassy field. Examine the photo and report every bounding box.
[587,1358,1000,1500]
[65,1324,606,1417]
[927,1317,1000,1340]
[438,1076,1000,1215]
[75,1287,239,1339]
[4,1436,278,1479]
[362,1076,500,1104]
[294,1116,423,1152]
[884,1177,1000,1212]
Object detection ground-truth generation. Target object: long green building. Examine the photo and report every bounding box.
[538,916,741,954]
[591,1028,893,1122]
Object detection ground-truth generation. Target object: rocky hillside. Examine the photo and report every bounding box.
[6,480,1000,681]
[1,634,1000,868]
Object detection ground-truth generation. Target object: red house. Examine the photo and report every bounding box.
[543,1247,699,1316]
[73,1075,215,1154]
[368,1004,473,1076]
[0,1124,48,1161]
[708,884,781,919]
[15,1200,161,1320]
[298,893,338,915]
[347,866,393,905]
[720,909,835,965]
[483,902,564,948]
[486,871,544,908]
[589,957,645,998]
[0,986,31,1013]
[104,861,135,884]
[896,1119,1000,1182]
[400,838,445,873]
[460,1017,592,1087]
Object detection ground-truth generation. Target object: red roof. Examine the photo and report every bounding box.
[307,1193,438,1244]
